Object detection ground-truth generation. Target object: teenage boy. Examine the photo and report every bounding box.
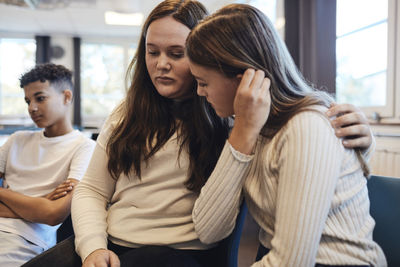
[0,63,95,266]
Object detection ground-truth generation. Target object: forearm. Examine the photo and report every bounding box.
[72,144,116,261]
[228,120,259,155]
[0,187,71,225]
[193,141,252,244]
[72,182,110,262]
[0,201,20,218]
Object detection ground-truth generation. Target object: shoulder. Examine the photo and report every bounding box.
[276,105,340,147]
[10,130,41,141]
[266,106,344,161]
[285,106,331,133]
[72,131,96,148]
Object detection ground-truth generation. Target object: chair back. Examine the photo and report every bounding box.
[56,215,74,243]
[368,174,400,266]
[217,200,248,267]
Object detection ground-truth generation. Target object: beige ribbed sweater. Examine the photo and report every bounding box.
[193,109,386,267]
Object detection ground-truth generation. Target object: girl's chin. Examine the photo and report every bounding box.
[214,109,232,118]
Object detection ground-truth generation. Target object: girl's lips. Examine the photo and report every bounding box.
[156,77,175,84]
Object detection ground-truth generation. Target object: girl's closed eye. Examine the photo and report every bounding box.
[147,50,159,56]
[196,81,207,87]
[169,51,184,59]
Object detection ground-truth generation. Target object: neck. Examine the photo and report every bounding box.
[44,121,74,137]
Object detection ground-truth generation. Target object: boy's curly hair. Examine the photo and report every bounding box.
[19,63,73,92]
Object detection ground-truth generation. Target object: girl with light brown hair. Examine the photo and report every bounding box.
[187,4,385,267]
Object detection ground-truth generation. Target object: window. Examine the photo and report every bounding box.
[336,0,399,119]
[0,37,36,122]
[81,40,136,127]
[248,0,284,37]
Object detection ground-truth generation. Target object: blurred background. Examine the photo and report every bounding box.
[0,0,399,176]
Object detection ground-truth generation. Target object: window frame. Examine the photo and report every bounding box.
[395,0,400,120]
[336,0,399,122]
[0,33,36,127]
[80,37,137,129]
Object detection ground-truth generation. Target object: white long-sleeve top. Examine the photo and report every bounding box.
[72,113,213,262]
[193,108,386,267]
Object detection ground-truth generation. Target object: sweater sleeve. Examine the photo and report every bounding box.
[252,111,343,267]
[192,140,253,244]
[72,118,117,261]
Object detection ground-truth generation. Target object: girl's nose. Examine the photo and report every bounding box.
[156,54,171,70]
[197,86,206,97]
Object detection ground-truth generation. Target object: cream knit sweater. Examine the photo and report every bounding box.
[193,109,386,267]
[72,113,213,262]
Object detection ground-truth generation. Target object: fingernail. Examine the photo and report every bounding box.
[336,129,341,135]
[343,140,348,145]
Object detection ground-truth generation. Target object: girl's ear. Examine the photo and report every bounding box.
[63,89,73,104]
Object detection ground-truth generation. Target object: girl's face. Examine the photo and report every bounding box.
[145,16,194,100]
[189,62,240,118]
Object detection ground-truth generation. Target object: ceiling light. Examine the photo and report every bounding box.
[104,11,143,26]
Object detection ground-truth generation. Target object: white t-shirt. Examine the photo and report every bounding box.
[0,129,95,249]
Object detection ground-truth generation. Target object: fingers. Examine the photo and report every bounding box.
[237,69,269,98]
[326,103,373,149]
[237,69,256,94]
[249,69,267,93]
[84,249,120,267]
[326,103,359,117]
[58,179,77,190]
[48,191,68,200]
[334,124,370,138]
[334,124,372,149]
[54,184,74,195]
[342,136,371,149]
[259,76,271,106]
[235,69,269,114]
[331,112,368,128]
[56,183,74,191]
[47,179,78,200]
[230,69,271,154]
[109,251,121,267]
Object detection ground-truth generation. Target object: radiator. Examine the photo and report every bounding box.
[370,149,400,177]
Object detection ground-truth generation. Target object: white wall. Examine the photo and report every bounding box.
[370,124,400,178]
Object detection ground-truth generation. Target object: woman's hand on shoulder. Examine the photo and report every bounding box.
[229,69,271,154]
[326,103,372,149]
[82,249,120,267]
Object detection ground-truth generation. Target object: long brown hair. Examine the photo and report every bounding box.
[186,4,369,176]
[107,0,229,192]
